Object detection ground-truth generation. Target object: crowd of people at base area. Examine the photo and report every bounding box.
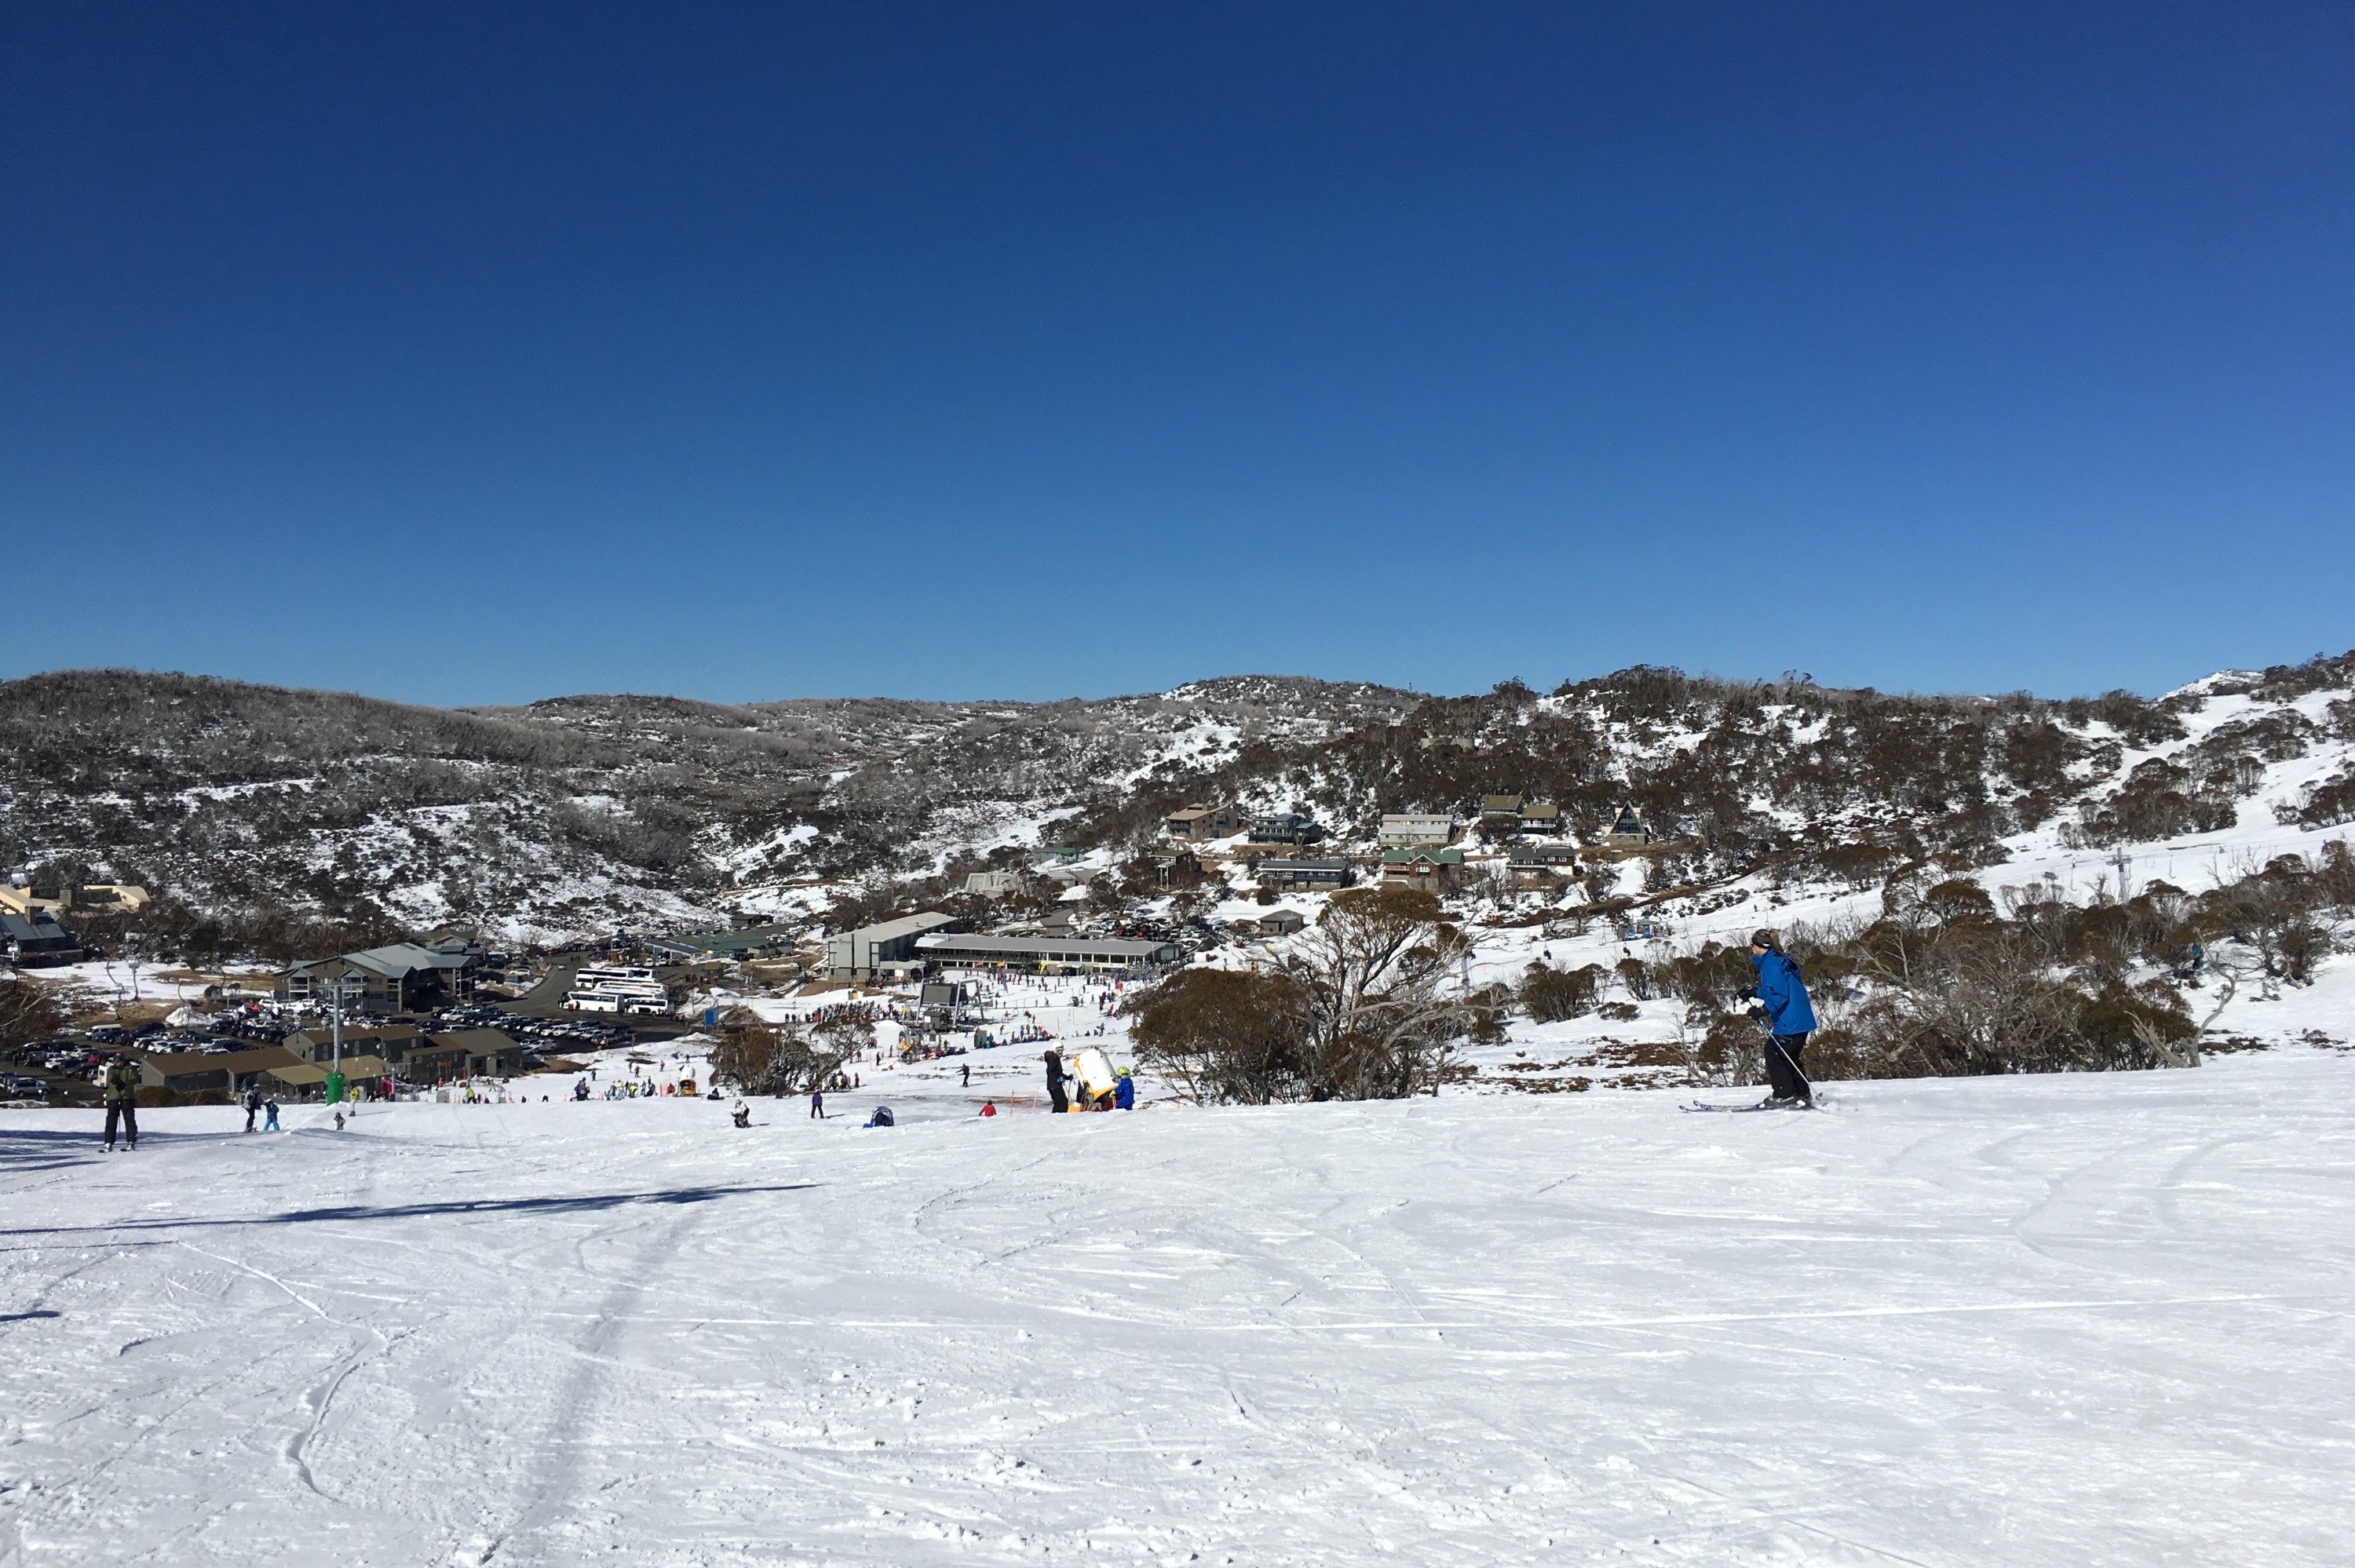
[585,1076,704,1101]
[896,1039,966,1063]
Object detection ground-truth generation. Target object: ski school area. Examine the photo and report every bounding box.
[3,1020,2351,1566]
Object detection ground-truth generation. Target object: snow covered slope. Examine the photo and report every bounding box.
[3,653,2351,947]
[5,1053,2350,1565]
[0,670,1417,940]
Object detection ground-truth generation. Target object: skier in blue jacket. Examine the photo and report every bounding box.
[1744,928,1816,1108]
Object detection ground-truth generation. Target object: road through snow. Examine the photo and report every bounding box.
[3,1055,2351,1566]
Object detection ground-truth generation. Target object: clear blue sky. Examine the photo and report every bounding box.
[4,2,2350,706]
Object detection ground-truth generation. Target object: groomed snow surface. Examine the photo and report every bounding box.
[5,1052,2353,1566]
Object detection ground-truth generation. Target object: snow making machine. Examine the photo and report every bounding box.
[1069,1047,1119,1110]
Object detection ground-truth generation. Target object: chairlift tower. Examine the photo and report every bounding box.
[319,975,365,1105]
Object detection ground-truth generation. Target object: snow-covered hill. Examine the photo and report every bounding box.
[1,653,2350,950]
[0,671,1418,944]
[5,1052,2350,1563]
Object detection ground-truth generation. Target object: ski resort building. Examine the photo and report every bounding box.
[823,912,958,979]
[1507,842,1585,887]
[1256,858,1354,890]
[1379,846,1466,892]
[911,931,1181,978]
[283,1023,422,1065]
[0,910,81,967]
[642,924,799,965]
[0,881,148,918]
[276,943,483,1016]
[1606,805,1654,846]
[135,1045,304,1096]
[1378,813,1456,848]
[1163,803,1241,841]
[410,1028,530,1081]
[1247,813,1325,844]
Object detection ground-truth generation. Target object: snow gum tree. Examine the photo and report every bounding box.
[1278,886,1472,1099]
[710,1006,872,1096]
[1127,886,1474,1103]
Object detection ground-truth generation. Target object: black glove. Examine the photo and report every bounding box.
[1739,997,1767,1019]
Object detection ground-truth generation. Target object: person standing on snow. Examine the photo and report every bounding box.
[243,1084,263,1132]
[809,1088,825,1120]
[1743,928,1816,1108]
[264,1097,281,1131]
[101,1056,140,1151]
[1042,1049,1068,1114]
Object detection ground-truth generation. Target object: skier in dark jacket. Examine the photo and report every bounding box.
[1744,928,1816,1107]
[1042,1050,1068,1114]
[243,1084,263,1132]
[102,1057,140,1150]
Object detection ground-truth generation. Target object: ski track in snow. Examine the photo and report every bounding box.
[2,1055,2351,1566]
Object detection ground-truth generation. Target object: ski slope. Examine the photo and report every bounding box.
[4,1052,2352,1566]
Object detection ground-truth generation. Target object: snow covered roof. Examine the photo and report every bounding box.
[914,933,1177,961]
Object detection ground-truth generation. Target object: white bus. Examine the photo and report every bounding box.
[575,965,659,988]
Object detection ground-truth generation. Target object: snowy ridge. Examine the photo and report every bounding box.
[2,657,2351,946]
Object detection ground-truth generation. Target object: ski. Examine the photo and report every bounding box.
[1683,1099,1817,1114]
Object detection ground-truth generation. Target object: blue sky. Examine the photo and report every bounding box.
[3,2,2350,706]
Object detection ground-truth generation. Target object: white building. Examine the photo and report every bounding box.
[1378,813,1456,848]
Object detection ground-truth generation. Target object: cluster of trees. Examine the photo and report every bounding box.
[1081,655,2355,902]
[1123,887,1471,1103]
[5,652,2350,957]
[0,977,67,1049]
[706,1006,874,1097]
[1130,840,2349,1105]
[65,893,412,967]
[1505,843,2353,1086]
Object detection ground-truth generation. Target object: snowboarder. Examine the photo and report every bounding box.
[243,1084,263,1132]
[264,1097,281,1131]
[864,1105,894,1128]
[960,1063,970,1088]
[101,1056,140,1150]
[1042,1050,1068,1114]
[1113,1070,1134,1110]
[333,1108,346,1131]
[979,1099,996,1118]
[809,1088,825,1119]
[731,1098,751,1128]
[1743,928,1817,1107]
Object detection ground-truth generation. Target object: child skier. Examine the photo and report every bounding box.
[1743,928,1817,1108]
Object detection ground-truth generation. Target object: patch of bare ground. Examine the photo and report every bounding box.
[1579,1040,1691,1070]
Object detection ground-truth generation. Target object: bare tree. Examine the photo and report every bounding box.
[1126,886,1474,1103]
[1276,886,1473,1099]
